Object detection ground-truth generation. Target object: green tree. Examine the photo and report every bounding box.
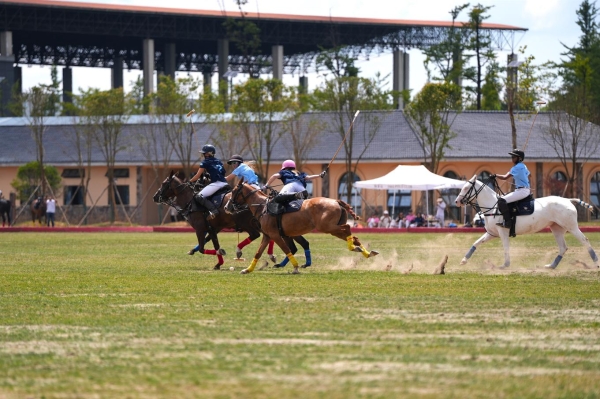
[481,61,502,110]
[405,82,462,175]
[11,161,61,204]
[74,88,134,223]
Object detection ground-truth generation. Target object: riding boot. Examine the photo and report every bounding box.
[195,194,219,220]
[496,198,512,229]
[273,193,300,204]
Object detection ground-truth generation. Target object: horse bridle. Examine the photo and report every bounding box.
[458,179,502,217]
[156,175,191,205]
[227,183,264,216]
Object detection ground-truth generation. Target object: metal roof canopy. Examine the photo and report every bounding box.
[0,0,527,75]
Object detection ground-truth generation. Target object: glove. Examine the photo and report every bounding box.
[320,170,327,178]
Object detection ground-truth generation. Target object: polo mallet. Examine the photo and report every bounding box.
[326,110,360,173]
[186,109,195,118]
[522,101,546,151]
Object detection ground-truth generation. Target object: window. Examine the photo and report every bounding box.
[387,189,411,217]
[441,171,461,222]
[105,168,130,178]
[338,172,361,215]
[110,185,130,205]
[547,171,567,196]
[61,168,84,178]
[64,186,84,206]
[305,180,314,197]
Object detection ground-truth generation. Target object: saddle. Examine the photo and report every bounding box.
[266,199,305,238]
[506,195,535,237]
[191,185,231,213]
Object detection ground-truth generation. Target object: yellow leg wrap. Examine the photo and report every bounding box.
[346,236,355,251]
[247,258,258,272]
[287,253,299,268]
[360,247,370,258]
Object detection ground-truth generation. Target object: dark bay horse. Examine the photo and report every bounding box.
[226,182,379,274]
[0,199,11,227]
[30,197,46,225]
[153,171,263,270]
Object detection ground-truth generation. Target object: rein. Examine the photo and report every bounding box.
[459,179,500,215]
[230,184,266,218]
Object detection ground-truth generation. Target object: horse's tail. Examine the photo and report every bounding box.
[336,199,360,221]
[570,198,596,213]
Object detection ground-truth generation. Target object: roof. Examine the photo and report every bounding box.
[6,0,527,30]
[0,110,595,168]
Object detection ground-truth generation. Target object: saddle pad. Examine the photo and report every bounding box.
[267,199,304,216]
[510,195,535,216]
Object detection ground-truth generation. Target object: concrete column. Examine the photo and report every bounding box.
[62,67,73,105]
[393,50,410,109]
[272,45,283,81]
[452,48,463,87]
[0,31,14,116]
[112,56,123,89]
[536,162,543,198]
[507,53,518,89]
[203,70,212,92]
[217,39,229,89]
[142,38,155,98]
[0,31,13,56]
[164,43,176,80]
[299,76,308,94]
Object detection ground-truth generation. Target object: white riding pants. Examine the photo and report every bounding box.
[200,181,228,197]
[502,187,531,203]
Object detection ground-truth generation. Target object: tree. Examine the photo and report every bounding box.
[313,49,395,204]
[11,161,61,204]
[481,61,502,110]
[10,66,62,197]
[75,88,134,223]
[463,4,496,110]
[405,82,462,175]
[229,78,296,181]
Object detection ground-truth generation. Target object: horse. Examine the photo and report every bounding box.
[30,197,46,225]
[225,181,379,274]
[455,175,598,269]
[0,199,11,227]
[153,171,264,270]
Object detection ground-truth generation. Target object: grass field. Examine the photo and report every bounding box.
[1,231,599,399]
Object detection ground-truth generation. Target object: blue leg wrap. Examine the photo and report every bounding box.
[550,255,563,269]
[465,246,476,259]
[589,249,598,262]
[278,256,290,267]
[304,249,312,266]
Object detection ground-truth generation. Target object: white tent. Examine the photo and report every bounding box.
[354,165,465,216]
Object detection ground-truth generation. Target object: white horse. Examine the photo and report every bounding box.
[455,175,598,269]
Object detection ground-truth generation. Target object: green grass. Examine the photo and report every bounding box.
[1,232,599,398]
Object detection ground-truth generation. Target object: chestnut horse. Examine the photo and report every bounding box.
[226,181,379,274]
[153,171,263,270]
[30,197,46,225]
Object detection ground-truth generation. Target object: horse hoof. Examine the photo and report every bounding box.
[460,258,467,265]
[273,263,286,268]
[368,250,379,258]
[544,264,557,269]
[292,269,300,274]
[217,248,227,256]
[213,264,221,270]
[236,249,242,259]
[269,254,277,263]
[240,269,250,275]
[301,264,311,268]
[187,250,195,256]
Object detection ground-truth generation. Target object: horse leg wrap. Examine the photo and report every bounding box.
[465,246,476,259]
[286,253,299,268]
[346,236,355,251]
[247,258,259,273]
[275,256,290,268]
[589,249,598,263]
[549,255,563,269]
[304,249,312,266]
[217,254,224,265]
[204,249,216,255]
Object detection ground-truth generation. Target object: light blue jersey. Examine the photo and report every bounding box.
[509,162,530,188]
[232,163,258,185]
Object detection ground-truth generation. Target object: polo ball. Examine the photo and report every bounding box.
[229,267,235,271]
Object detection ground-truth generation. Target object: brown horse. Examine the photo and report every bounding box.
[153,171,263,270]
[225,182,379,274]
[30,197,46,225]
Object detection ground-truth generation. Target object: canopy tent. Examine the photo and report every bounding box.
[354,165,465,216]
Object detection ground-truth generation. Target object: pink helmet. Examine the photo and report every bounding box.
[282,159,296,169]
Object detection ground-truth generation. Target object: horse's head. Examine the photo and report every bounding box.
[224,179,266,215]
[153,171,186,204]
[454,175,479,206]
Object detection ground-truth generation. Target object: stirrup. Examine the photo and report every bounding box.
[207,211,218,220]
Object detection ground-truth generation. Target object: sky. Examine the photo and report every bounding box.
[20,0,582,98]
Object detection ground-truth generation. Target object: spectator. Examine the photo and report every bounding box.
[404,210,416,227]
[367,213,380,228]
[46,195,56,227]
[378,210,392,228]
[436,198,447,228]
[414,213,425,227]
